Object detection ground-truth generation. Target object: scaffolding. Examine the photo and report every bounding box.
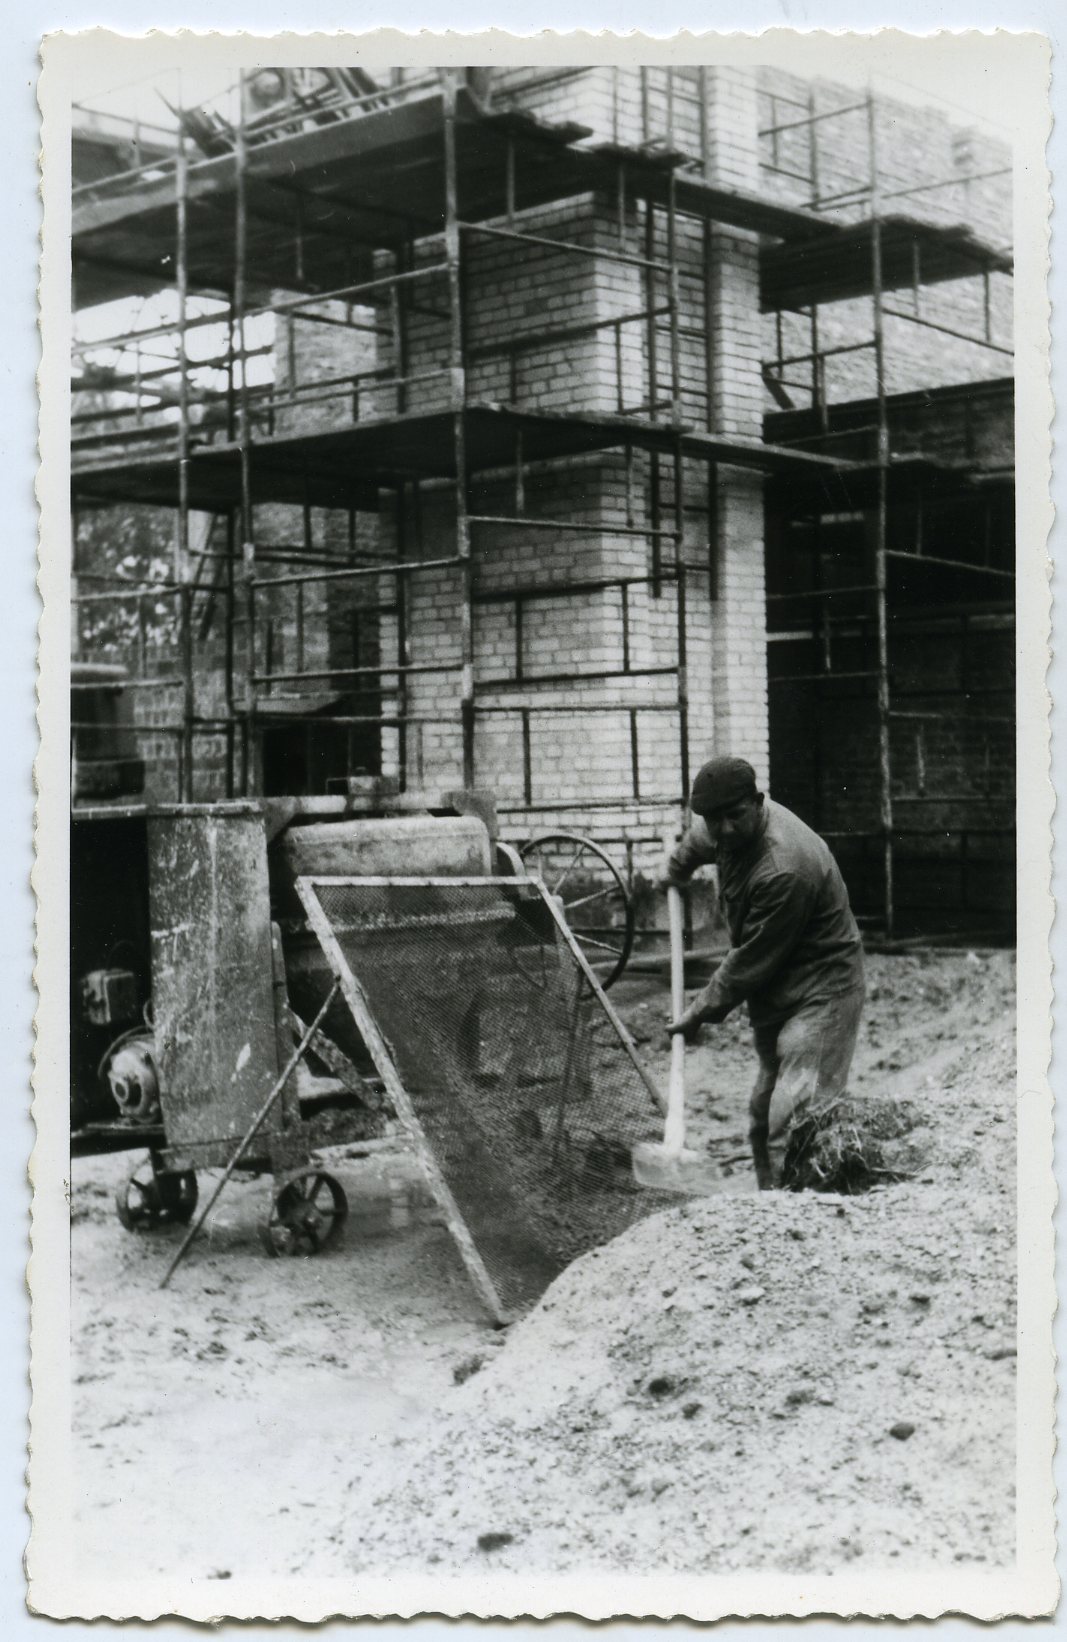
[71,67,1014,934]
[759,91,1014,936]
[71,70,846,808]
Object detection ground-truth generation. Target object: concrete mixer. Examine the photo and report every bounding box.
[70,779,637,1261]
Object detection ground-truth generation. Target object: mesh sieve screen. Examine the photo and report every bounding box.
[302,877,671,1317]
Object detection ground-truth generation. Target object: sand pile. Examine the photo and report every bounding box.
[346,956,1017,1577]
[348,1176,1015,1576]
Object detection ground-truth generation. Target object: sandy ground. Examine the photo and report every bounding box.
[67,948,1016,1586]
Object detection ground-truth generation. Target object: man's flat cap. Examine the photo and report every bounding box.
[690,756,758,816]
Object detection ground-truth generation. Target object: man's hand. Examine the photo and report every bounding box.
[666,1011,704,1046]
[666,995,732,1045]
[653,867,688,896]
[667,998,710,1046]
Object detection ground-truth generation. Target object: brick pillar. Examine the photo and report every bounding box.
[702,69,770,787]
[709,474,768,780]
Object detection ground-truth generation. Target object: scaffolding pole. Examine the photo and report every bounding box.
[673,438,689,801]
[175,119,194,799]
[868,98,895,938]
[443,71,475,790]
[236,69,255,796]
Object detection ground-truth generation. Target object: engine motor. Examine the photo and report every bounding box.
[98,1030,161,1125]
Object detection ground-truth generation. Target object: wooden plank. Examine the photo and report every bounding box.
[74,94,448,238]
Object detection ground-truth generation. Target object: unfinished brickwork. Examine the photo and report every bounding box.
[345,66,772,868]
[71,63,1016,928]
[758,69,1012,411]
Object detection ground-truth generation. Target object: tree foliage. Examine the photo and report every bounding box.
[74,504,178,664]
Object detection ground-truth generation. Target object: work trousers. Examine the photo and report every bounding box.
[748,982,866,1189]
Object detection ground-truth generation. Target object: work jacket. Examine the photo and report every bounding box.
[667,797,864,1026]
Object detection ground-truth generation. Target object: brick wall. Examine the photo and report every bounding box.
[768,612,1015,929]
[697,70,770,788]
[758,68,1011,236]
[358,104,753,822]
[757,67,1012,413]
[765,376,1014,468]
[366,452,715,811]
[272,297,377,433]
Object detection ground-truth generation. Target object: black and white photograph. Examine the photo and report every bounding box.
[30,29,1054,1621]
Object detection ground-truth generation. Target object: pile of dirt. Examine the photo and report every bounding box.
[348,1180,1015,1576]
[346,952,1017,1577]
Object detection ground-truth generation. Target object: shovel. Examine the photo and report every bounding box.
[632,885,722,1194]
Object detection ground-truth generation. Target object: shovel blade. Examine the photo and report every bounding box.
[632,1139,723,1195]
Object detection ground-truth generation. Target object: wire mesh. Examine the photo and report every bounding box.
[302,877,672,1316]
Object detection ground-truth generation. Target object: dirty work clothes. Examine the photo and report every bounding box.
[750,984,866,1130]
[667,798,864,1026]
[748,982,866,1189]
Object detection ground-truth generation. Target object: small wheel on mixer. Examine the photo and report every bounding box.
[115,1159,162,1232]
[115,1157,198,1232]
[260,1168,348,1257]
[155,1169,199,1225]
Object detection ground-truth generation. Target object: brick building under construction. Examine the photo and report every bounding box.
[70,64,1015,941]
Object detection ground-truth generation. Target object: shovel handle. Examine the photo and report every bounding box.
[664,886,687,1156]
[668,883,686,1018]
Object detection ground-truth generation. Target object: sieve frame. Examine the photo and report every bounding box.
[295,874,666,1322]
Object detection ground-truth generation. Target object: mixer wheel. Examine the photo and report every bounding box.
[115,1157,198,1232]
[260,1168,348,1257]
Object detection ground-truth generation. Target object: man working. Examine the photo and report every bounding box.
[663,756,865,1190]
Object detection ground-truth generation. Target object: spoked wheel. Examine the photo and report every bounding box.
[115,1157,198,1232]
[519,832,635,989]
[156,1170,199,1223]
[260,1168,348,1258]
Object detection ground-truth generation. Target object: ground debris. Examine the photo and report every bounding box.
[476,1531,514,1553]
[69,949,1017,1586]
[781,1094,922,1195]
